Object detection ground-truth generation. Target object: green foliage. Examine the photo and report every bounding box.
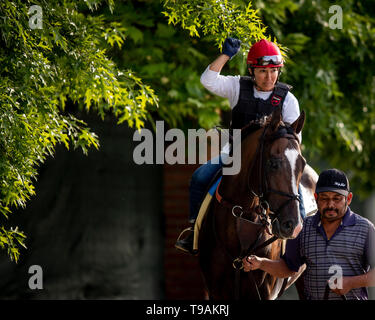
[0,227,26,263]
[104,0,233,130]
[0,0,157,261]
[162,0,268,50]
[2,0,374,261]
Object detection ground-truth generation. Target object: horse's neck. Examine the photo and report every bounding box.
[220,128,264,206]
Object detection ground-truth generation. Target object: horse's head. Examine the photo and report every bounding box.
[244,108,306,239]
[261,108,306,239]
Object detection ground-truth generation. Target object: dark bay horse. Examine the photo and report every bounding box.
[198,108,309,300]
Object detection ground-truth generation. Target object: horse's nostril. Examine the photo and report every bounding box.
[282,220,294,233]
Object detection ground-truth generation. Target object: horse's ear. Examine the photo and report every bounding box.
[291,110,305,134]
[270,107,282,132]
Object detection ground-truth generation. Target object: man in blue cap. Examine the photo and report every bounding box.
[242,168,375,300]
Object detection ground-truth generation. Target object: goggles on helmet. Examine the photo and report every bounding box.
[256,55,283,66]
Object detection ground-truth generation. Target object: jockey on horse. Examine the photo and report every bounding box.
[175,37,306,254]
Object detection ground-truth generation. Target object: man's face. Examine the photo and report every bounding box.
[250,67,279,91]
[314,191,352,222]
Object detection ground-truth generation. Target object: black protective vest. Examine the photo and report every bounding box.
[231,76,292,129]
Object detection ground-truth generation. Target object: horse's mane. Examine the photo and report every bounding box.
[240,116,268,139]
[240,115,297,143]
[241,116,285,140]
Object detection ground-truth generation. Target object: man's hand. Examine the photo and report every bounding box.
[242,255,263,272]
[222,37,241,59]
[329,277,353,296]
[242,255,296,278]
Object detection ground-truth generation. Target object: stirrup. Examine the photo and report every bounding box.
[176,227,193,240]
[174,227,197,255]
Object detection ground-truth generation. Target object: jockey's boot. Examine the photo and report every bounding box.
[175,226,197,255]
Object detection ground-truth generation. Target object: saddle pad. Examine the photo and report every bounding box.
[193,176,222,251]
[208,176,222,196]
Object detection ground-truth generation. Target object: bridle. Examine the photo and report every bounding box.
[214,121,302,299]
[249,124,302,226]
[217,123,302,233]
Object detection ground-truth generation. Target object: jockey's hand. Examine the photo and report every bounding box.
[242,255,262,272]
[222,37,241,59]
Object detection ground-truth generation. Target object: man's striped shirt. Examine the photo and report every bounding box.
[282,208,375,300]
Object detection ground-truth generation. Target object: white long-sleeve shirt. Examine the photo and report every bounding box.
[200,66,302,143]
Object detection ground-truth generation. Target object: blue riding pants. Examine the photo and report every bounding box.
[189,155,223,222]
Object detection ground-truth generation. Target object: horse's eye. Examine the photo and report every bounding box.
[268,158,282,170]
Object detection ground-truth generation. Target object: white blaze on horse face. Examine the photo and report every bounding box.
[284,147,303,236]
[284,148,299,194]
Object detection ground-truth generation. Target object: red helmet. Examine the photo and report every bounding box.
[247,39,284,68]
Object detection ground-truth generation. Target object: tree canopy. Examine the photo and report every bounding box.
[1,0,374,261]
[0,0,158,261]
